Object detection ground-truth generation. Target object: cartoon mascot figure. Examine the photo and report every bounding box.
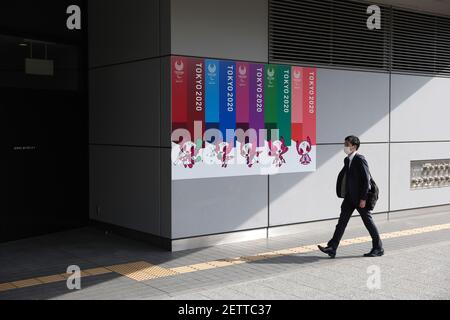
[240,141,260,168]
[216,142,234,168]
[268,137,289,168]
[177,141,200,169]
[296,136,312,165]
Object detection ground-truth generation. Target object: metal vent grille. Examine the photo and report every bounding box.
[392,10,450,76]
[269,0,450,77]
[269,0,390,71]
[269,0,333,65]
[436,17,450,76]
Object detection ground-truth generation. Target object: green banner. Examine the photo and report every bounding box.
[265,64,278,141]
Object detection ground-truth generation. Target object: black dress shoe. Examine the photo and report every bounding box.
[318,245,336,258]
[364,248,384,257]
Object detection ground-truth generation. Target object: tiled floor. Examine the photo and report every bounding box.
[0,207,449,300]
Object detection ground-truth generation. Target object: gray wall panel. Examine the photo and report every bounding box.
[160,0,171,55]
[160,150,172,238]
[172,176,268,239]
[390,142,450,211]
[270,144,389,226]
[87,0,450,247]
[160,57,172,148]
[171,0,268,62]
[88,0,160,67]
[391,75,450,142]
[89,59,161,147]
[89,146,161,236]
[317,69,390,144]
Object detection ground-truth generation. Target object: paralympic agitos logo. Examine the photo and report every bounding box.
[174,60,185,82]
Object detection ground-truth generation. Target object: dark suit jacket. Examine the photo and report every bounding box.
[336,153,371,206]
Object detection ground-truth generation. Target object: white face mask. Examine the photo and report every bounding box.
[344,146,353,155]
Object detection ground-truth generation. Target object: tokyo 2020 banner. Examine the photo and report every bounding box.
[171,56,317,180]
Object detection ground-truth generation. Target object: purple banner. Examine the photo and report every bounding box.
[249,64,265,147]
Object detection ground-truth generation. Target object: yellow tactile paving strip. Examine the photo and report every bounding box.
[1,222,449,293]
[170,266,198,274]
[107,261,179,281]
[11,278,43,289]
[37,275,66,284]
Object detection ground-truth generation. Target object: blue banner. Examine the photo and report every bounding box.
[220,61,236,145]
[205,59,220,131]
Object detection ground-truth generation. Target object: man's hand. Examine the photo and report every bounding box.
[359,200,366,209]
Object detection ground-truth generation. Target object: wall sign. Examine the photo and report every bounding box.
[171,56,317,180]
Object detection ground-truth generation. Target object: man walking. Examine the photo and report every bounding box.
[318,136,384,258]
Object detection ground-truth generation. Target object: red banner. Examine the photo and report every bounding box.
[171,56,188,133]
[303,68,317,145]
[188,58,205,144]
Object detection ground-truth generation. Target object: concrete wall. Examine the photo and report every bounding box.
[89,146,161,234]
[88,0,169,67]
[172,176,268,239]
[170,0,268,62]
[268,68,390,227]
[89,59,161,147]
[89,0,450,246]
[390,142,450,211]
[390,75,450,211]
[170,0,270,239]
[171,66,392,238]
[391,75,450,143]
[316,69,390,144]
[270,143,390,226]
[88,0,171,238]
[169,0,450,241]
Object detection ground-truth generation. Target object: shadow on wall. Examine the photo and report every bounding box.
[172,72,440,238]
[0,72,441,300]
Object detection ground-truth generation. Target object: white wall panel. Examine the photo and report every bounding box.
[172,176,268,239]
[270,143,389,226]
[390,142,450,211]
[391,75,450,142]
[171,0,268,62]
[317,69,390,144]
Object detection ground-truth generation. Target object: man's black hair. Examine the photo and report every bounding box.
[345,135,360,150]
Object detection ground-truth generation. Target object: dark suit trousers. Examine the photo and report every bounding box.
[328,194,383,250]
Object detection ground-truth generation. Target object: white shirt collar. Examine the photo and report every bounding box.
[348,151,357,162]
